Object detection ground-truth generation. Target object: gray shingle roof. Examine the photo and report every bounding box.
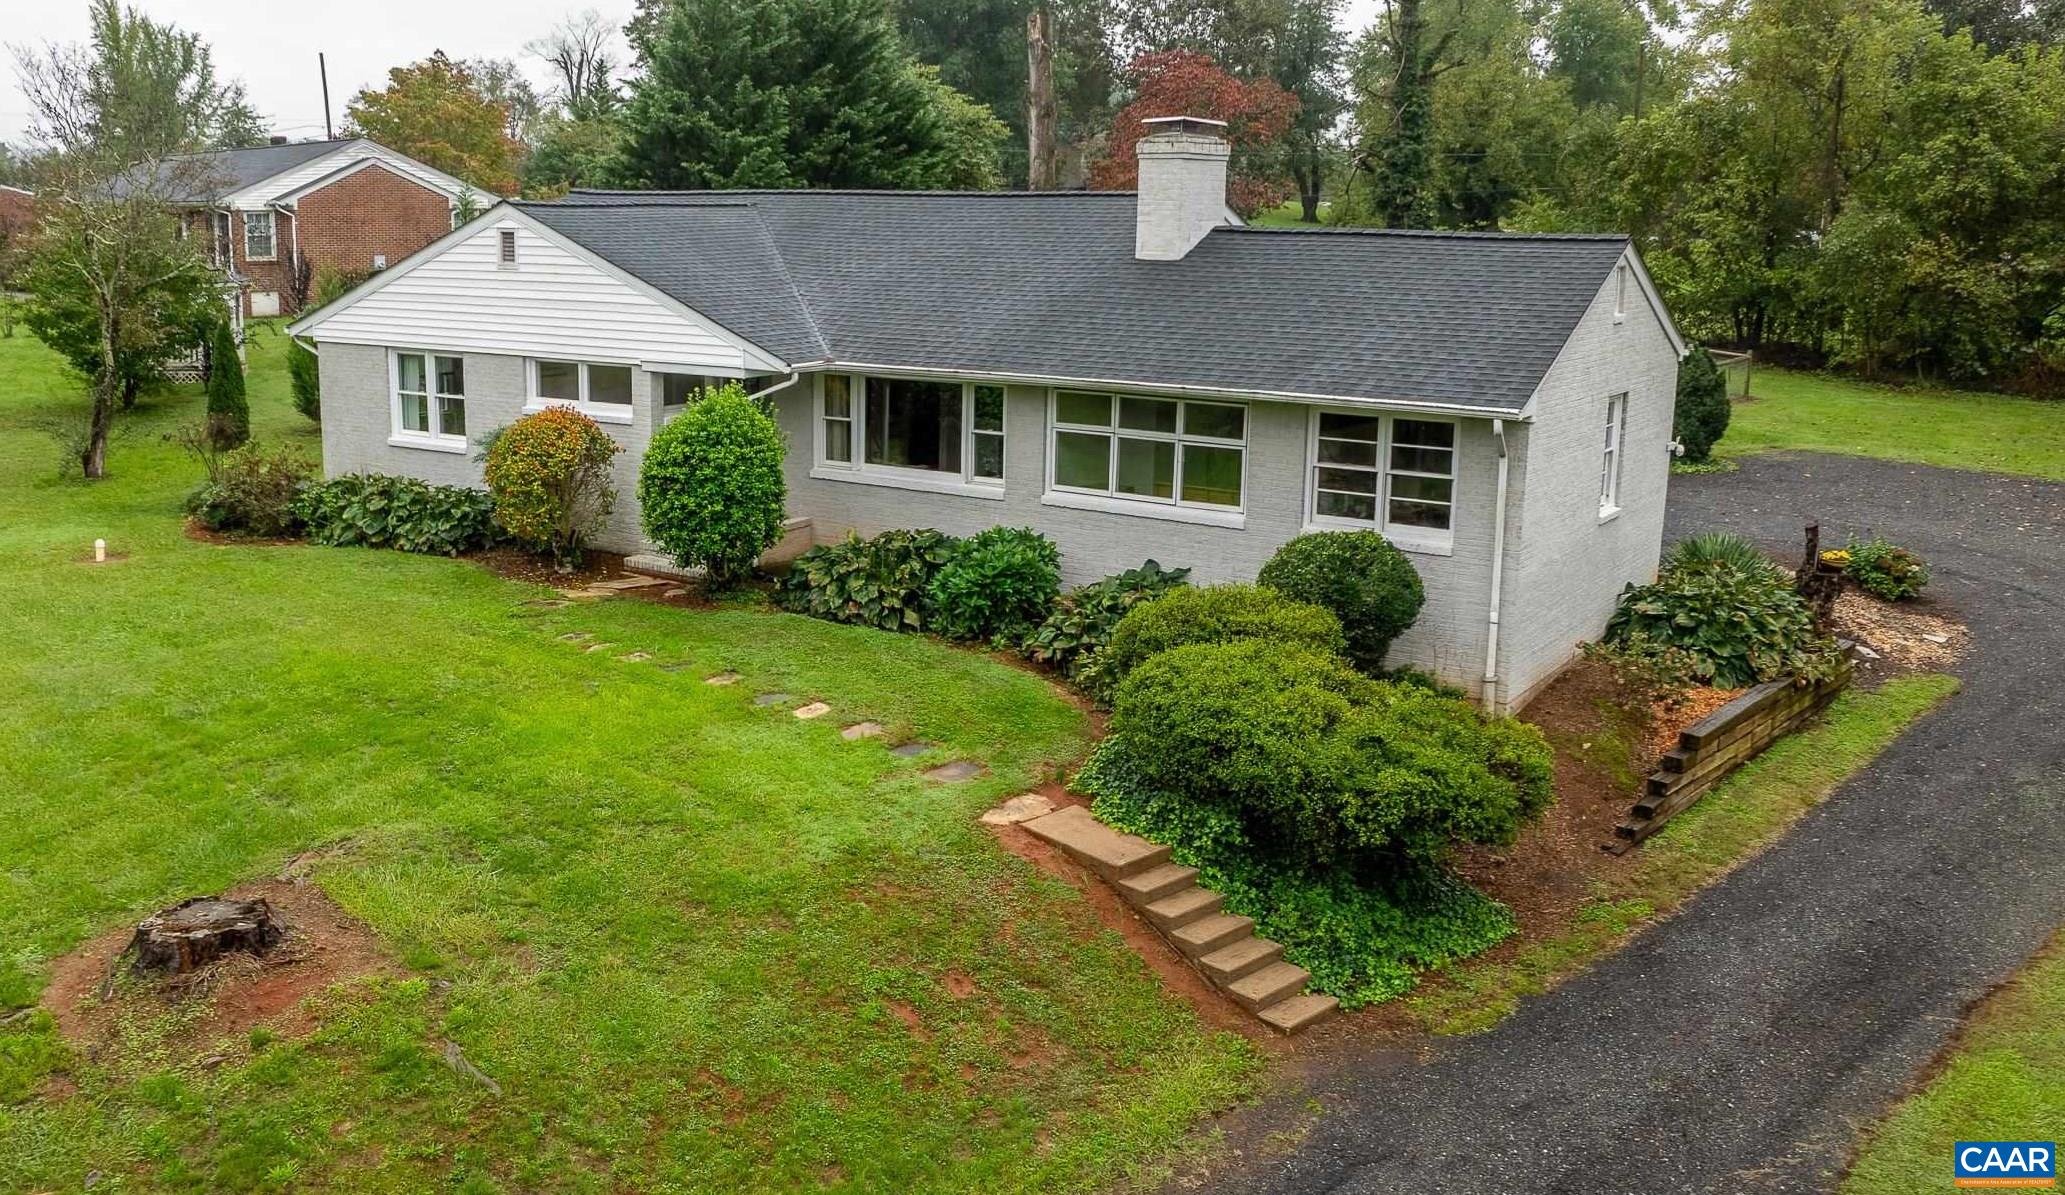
[515,191,1631,413]
[115,139,355,202]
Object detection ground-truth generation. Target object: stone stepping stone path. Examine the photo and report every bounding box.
[923,760,987,783]
[840,722,885,741]
[979,793,1054,826]
[525,599,571,609]
[589,576,668,592]
[793,702,831,720]
[583,642,617,653]
[889,741,937,759]
[657,662,697,674]
[706,672,741,686]
[752,692,793,707]
[558,632,593,643]
[617,652,651,663]
[1019,805,1337,1035]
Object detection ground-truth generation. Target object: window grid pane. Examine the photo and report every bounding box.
[1118,396,1177,433]
[824,418,852,463]
[973,385,1004,432]
[1056,391,1113,427]
[1181,444,1243,507]
[439,396,466,438]
[1115,437,1176,499]
[972,431,1004,479]
[588,364,633,405]
[1183,402,1245,441]
[399,393,430,433]
[1053,430,1112,490]
[536,360,579,401]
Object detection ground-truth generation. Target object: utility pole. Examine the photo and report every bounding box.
[319,53,333,140]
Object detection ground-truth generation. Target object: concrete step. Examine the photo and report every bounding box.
[1225,961,1310,1013]
[1258,993,1339,1034]
[1169,912,1254,959]
[1020,807,1171,880]
[1198,936,1285,985]
[1143,886,1223,932]
[1115,863,1198,907]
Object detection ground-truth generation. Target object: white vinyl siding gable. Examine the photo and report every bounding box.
[225,143,469,209]
[300,220,757,373]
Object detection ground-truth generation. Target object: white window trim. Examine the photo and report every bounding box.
[1599,392,1628,519]
[809,373,1007,498]
[1042,389,1248,522]
[524,359,636,425]
[244,210,276,263]
[1302,408,1458,555]
[388,348,468,452]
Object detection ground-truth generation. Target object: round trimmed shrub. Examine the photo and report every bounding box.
[639,384,788,587]
[927,526,1060,641]
[1674,347,1731,463]
[1843,536,1929,601]
[484,406,621,571]
[1103,639,1554,871]
[1258,531,1425,672]
[1085,583,1346,702]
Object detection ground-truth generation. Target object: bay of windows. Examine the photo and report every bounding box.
[1308,411,1456,541]
[816,374,1004,487]
[392,350,465,445]
[1049,391,1245,510]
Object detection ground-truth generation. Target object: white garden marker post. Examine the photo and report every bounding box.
[94,538,106,563]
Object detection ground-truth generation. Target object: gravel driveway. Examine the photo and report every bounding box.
[1208,452,2065,1195]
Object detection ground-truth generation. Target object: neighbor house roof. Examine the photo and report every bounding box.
[513,191,1636,414]
[114,139,353,203]
[113,138,474,208]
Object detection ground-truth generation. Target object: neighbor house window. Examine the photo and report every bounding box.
[211,211,231,266]
[528,359,636,422]
[1307,411,1456,543]
[244,211,276,261]
[1600,393,1628,514]
[813,374,1004,489]
[1050,391,1245,510]
[392,350,466,448]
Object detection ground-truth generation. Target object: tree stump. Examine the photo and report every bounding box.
[1794,522,1843,629]
[127,896,286,978]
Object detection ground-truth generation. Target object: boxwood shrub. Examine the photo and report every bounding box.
[1082,583,1345,702]
[1258,530,1425,672]
[779,529,960,632]
[295,473,497,555]
[926,526,1060,641]
[638,384,787,587]
[1021,560,1191,678]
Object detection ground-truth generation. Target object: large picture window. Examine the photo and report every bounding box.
[1048,391,1245,510]
[813,374,1004,491]
[392,350,466,448]
[528,359,636,423]
[1307,410,1456,545]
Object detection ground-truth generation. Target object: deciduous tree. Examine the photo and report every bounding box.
[345,52,523,195]
[1088,49,1300,216]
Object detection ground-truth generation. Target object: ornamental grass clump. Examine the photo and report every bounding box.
[1843,536,1930,601]
[483,407,621,571]
[1258,530,1425,673]
[639,384,787,588]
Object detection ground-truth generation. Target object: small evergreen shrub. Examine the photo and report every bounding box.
[1084,583,1346,702]
[287,338,320,423]
[1843,536,1930,601]
[1021,560,1192,678]
[1673,347,1731,463]
[1258,531,1425,672]
[639,384,788,587]
[1665,530,1777,577]
[187,443,313,536]
[780,529,960,632]
[205,322,249,450]
[1604,560,1840,687]
[295,474,497,555]
[927,526,1061,641]
[483,407,621,570]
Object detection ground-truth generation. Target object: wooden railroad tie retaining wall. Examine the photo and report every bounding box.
[1610,655,1853,853]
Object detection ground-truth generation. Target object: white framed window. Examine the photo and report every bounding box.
[1047,390,1246,515]
[811,373,1005,497]
[390,350,466,451]
[210,211,231,266]
[244,211,276,262]
[1600,393,1628,515]
[1306,410,1457,550]
[527,359,635,424]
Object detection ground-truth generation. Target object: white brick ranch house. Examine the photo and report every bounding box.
[288,117,1687,712]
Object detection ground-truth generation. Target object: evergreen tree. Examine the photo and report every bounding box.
[1673,347,1731,461]
[205,322,248,450]
[611,0,1005,190]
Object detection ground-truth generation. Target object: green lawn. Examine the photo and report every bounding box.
[1723,368,2065,480]
[1844,933,2065,1193]
[0,326,1256,1192]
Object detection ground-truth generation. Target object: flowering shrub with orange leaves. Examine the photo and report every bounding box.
[1088,49,1300,218]
[483,406,621,571]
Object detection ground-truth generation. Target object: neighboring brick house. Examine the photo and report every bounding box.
[149,138,477,318]
[292,117,1688,712]
[0,185,33,247]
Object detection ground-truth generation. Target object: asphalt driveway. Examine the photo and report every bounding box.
[1210,452,2065,1194]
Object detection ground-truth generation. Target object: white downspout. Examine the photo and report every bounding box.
[1482,418,1511,714]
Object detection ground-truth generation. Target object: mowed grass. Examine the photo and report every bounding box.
[0,326,1256,1193]
[1723,368,2065,480]
[1407,673,1961,1035]
[1843,931,2065,1193]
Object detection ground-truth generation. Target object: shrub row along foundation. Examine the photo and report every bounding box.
[1611,653,1854,853]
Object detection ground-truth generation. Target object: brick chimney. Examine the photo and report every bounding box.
[1134,116,1231,262]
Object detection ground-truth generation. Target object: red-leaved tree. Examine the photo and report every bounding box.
[1089,50,1300,219]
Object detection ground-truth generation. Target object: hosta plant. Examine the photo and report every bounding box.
[779,529,960,632]
[1022,560,1192,678]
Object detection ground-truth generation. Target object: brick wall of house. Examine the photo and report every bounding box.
[0,187,34,244]
[293,164,453,299]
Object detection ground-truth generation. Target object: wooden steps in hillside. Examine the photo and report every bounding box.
[1018,805,1337,1034]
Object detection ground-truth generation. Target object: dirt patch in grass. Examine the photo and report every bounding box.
[1832,592,1969,672]
[182,520,301,548]
[40,878,394,1060]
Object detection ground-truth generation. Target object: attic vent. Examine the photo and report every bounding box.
[498,229,517,266]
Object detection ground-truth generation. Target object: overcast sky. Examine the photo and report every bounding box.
[2,0,1385,147]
